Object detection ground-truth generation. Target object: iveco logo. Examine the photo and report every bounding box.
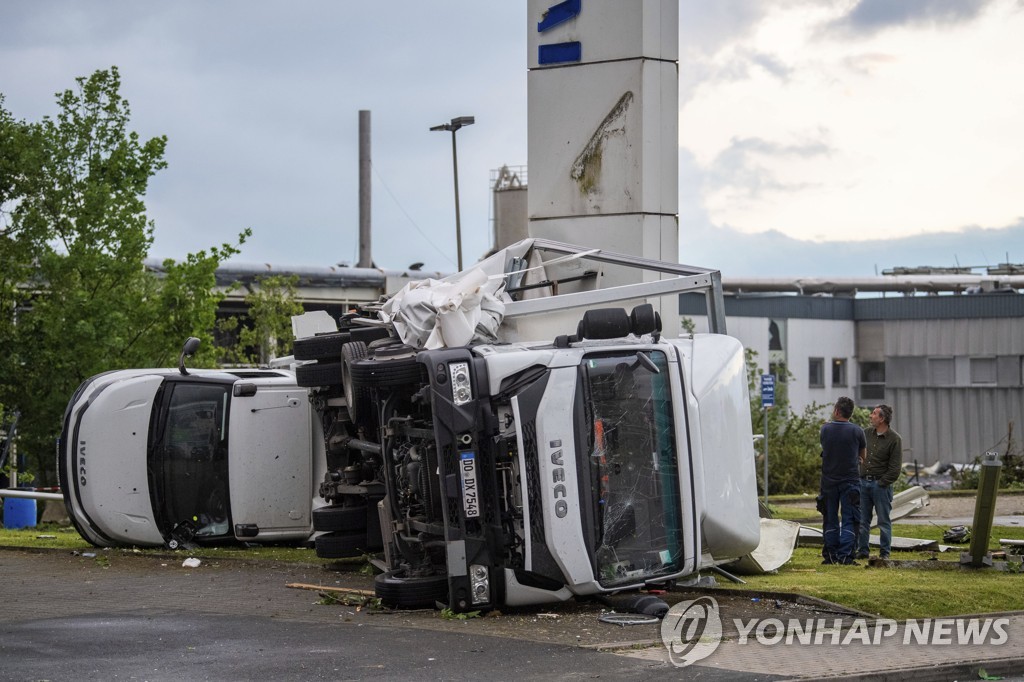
[549,439,568,518]
[78,441,87,486]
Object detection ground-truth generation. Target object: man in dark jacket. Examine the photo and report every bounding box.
[856,404,903,560]
[820,396,866,564]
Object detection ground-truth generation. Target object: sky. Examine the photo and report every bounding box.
[2,0,1023,278]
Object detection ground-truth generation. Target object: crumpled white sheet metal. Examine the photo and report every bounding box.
[377,238,607,349]
[380,267,509,350]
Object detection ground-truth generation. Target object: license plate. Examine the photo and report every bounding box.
[459,452,480,518]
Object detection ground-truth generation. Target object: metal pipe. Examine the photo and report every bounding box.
[358,110,372,268]
[450,129,463,271]
[0,489,64,501]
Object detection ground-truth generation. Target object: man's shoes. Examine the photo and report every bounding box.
[855,553,869,560]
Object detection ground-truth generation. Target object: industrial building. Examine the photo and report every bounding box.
[681,288,1024,468]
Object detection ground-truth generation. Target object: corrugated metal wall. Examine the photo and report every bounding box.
[883,317,1024,465]
[884,318,1024,356]
[681,293,1024,468]
[890,387,1022,466]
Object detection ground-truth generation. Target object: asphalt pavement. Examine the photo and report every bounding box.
[3,546,1024,681]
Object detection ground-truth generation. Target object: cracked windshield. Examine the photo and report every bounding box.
[583,350,683,587]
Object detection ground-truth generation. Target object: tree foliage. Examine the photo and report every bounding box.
[0,68,247,485]
[218,275,305,365]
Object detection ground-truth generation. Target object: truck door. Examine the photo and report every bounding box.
[227,383,313,541]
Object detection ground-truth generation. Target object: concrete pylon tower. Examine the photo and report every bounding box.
[526,0,679,273]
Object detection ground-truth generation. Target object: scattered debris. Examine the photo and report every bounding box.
[890,486,930,522]
[35,534,56,539]
[728,519,800,575]
[598,612,659,627]
[799,526,948,552]
[943,525,970,543]
[181,557,201,568]
[441,607,481,620]
[617,594,669,618]
[676,574,717,588]
[286,582,376,597]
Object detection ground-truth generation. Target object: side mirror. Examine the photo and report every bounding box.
[178,337,201,376]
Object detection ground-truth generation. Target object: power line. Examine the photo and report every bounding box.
[371,162,456,269]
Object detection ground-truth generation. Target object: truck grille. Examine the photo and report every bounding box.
[521,419,545,546]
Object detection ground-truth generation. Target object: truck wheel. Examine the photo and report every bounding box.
[342,342,373,424]
[367,336,401,350]
[293,331,351,361]
[350,355,423,388]
[314,530,367,558]
[374,569,449,609]
[296,361,343,388]
[312,505,367,533]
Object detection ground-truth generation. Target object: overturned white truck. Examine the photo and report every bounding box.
[58,239,760,612]
[296,239,760,611]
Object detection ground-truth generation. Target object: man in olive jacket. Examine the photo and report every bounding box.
[856,404,903,560]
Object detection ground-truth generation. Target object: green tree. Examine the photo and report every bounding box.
[746,349,875,495]
[0,68,247,485]
[218,275,305,366]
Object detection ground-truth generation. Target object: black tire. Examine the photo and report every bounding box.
[342,342,372,424]
[577,307,630,340]
[293,331,351,361]
[314,530,368,559]
[312,505,368,533]
[296,361,343,388]
[368,336,401,350]
[374,569,449,609]
[350,356,423,388]
[629,303,660,335]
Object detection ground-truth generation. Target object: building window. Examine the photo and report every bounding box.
[768,319,787,383]
[808,358,824,388]
[929,357,955,386]
[832,358,847,387]
[970,357,997,385]
[859,362,885,401]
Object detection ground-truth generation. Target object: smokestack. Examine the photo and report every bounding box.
[358,110,372,268]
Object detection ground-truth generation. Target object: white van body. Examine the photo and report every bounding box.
[59,367,325,548]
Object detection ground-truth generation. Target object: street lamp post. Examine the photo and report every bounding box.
[430,115,474,271]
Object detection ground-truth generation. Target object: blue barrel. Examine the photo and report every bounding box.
[3,495,37,529]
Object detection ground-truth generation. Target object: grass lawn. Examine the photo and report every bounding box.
[3,521,1023,620]
[728,523,1024,619]
[0,523,353,565]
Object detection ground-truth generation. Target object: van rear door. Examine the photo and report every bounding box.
[227,382,313,541]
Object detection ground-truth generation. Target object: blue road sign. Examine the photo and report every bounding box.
[761,374,776,408]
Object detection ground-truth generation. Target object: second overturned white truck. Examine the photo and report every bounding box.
[59,239,760,612]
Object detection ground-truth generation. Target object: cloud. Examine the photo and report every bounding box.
[829,0,996,36]
[680,217,1024,277]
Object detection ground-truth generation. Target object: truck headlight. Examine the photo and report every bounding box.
[470,563,490,605]
[450,362,472,406]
